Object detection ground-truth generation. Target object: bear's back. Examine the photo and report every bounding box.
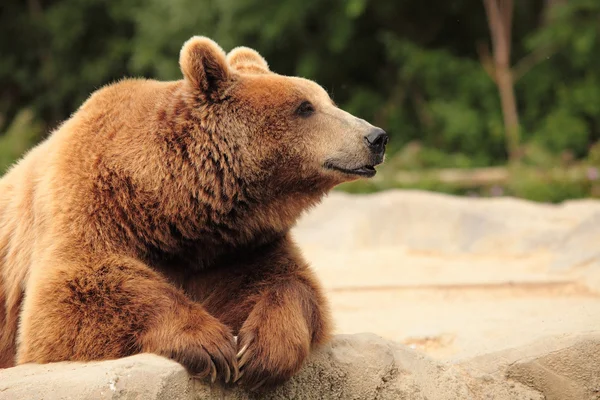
[0,141,53,366]
[0,77,186,278]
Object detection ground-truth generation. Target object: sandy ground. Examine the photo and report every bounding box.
[293,190,600,361]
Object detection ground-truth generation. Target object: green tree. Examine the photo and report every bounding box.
[1,0,599,203]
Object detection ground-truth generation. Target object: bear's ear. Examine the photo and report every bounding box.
[179,36,231,95]
[227,47,270,74]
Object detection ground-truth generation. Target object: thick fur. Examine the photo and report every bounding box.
[0,36,384,390]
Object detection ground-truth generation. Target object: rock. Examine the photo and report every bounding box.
[0,353,193,400]
[0,334,466,400]
[260,333,472,400]
[460,332,600,400]
[293,190,600,360]
[295,190,600,256]
[550,210,600,271]
[2,332,598,400]
[506,334,600,400]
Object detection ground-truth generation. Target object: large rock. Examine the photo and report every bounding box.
[2,332,598,400]
[292,190,600,360]
[295,190,600,257]
[460,332,600,400]
[0,353,192,400]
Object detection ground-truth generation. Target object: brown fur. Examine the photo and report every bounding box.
[0,37,386,390]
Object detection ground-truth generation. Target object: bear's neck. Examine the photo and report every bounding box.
[136,174,327,271]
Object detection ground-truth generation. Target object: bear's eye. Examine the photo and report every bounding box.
[295,101,315,117]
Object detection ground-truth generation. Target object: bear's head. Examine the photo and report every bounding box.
[178,36,388,199]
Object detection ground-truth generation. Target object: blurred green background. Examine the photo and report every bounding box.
[1,0,599,202]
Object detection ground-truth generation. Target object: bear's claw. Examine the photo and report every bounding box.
[236,343,249,359]
[233,369,244,383]
[210,360,217,383]
[223,361,231,383]
[238,350,251,369]
[236,335,253,370]
[249,378,266,392]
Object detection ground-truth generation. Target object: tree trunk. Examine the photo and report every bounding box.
[483,0,521,162]
[495,66,520,160]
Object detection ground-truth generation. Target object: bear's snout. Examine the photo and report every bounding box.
[364,128,389,156]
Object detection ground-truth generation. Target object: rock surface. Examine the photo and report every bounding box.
[293,190,600,360]
[2,332,598,400]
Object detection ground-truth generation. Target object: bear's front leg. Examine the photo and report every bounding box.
[231,236,332,391]
[18,254,238,383]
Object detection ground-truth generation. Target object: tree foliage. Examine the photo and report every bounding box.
[1,0,599,187]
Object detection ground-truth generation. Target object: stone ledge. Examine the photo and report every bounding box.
[2,332,598,400]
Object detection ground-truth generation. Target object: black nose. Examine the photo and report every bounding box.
[364,128,389,153]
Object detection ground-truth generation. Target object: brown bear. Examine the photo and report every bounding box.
[0,37,388,390]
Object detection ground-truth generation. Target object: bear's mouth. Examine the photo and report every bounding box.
[324,162,377,178]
